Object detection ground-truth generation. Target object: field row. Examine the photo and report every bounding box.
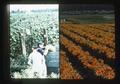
[60,50,83,79]
[60,35,115,79]
[62,23,114,41]
[60,27,115,59]
[86,24,115,33]
[61,24,115,49]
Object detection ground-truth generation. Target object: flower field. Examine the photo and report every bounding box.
[60,23,115,79]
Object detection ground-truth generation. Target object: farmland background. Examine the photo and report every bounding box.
[60,4,115,79]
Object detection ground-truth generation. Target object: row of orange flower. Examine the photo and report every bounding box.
[61,28,115,59]
[60,35,115,79]
[62,23,114,35]
[87,24,115,33]
[62,23,115,49]
[60,50,83,79]
[62,24,115,49]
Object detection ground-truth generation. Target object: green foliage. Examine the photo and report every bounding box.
[10,55,28,71]
[10,10,59,73]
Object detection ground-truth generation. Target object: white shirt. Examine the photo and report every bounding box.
[28,50,47,78]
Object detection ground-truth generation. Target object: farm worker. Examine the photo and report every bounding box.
[28,46,47,78]
[37,43,56,56]
[37,43,46,56]
[37,43,54,56]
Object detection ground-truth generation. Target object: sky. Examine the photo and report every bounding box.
[9,4,58,12]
